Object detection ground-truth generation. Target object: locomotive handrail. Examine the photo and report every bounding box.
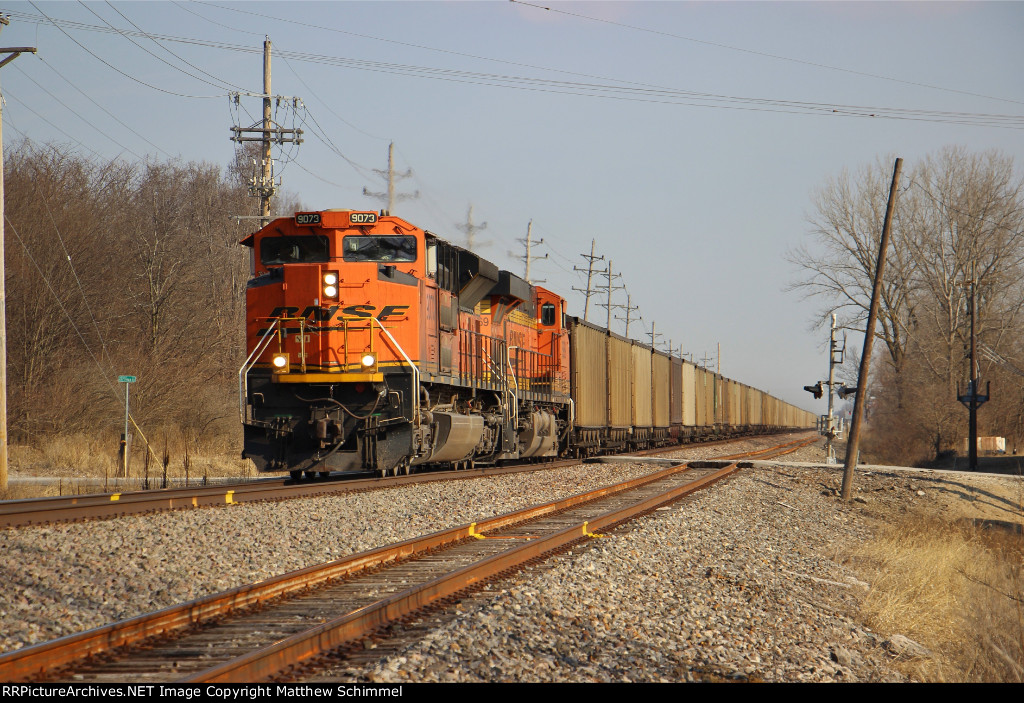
[371,316,420,428]
[239,318,281,423]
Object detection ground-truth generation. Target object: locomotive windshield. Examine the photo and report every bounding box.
[343,235,417,262]
[260,235,330,266]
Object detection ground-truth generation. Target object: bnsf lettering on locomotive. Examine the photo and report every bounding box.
[341,304,375,318]
[269,305,409,324]
[378,305,409,321]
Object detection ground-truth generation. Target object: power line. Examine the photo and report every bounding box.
[11,7,1022,128]
[35,55,173,158]
[509,0,1024,108]
[26,1,226,99]
[12,63,144,160]
[79,1,244,91]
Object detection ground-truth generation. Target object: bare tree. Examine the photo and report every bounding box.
[790,147,1024,463]
[788,154,921,375]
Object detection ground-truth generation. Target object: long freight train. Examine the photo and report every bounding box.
[239,209,815,479]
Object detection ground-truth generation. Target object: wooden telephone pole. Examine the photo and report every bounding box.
[842,157,902,501]
[0,17,37,491]
[229,38,303,226]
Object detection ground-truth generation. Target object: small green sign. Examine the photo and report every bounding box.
[118,375,137,383]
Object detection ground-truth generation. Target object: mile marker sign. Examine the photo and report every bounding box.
[118,375,137,383]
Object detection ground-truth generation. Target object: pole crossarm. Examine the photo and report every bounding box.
[0,47,36,69]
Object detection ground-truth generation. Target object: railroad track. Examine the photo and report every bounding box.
[0,432,815,529]
[0,436,816,683]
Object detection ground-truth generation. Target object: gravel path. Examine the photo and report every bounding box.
[8,432,1015,682]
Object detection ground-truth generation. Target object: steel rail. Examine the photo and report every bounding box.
[0,437,816,682]
[0,432,816,529]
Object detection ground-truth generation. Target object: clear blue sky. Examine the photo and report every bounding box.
[2,1,1022,411]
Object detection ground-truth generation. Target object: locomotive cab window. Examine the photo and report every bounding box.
[343,235,417,262]
[260,235,330,266]
[540,302,557,326]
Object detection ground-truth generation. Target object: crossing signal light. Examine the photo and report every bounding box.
[837,385,858,399]
[803,382,823,399]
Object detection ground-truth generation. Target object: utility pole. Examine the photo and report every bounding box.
[699,352,714,370]
[229,38,303,227]
[842,157,902,501]
[363,141,419,213]
[0,17,37,492]
[573,239,605,322]
[517,220,547,284]
[717,342,721,375]
[649,321,663,349]
[957,260,989,471]
[613,292,640,338]
[455,204,489,250]
[596,260,625,332]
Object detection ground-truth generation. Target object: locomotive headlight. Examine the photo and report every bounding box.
[323,272,339,299]
[271,353,290,373]
[360,353,377,371]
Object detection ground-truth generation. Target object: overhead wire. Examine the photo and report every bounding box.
[12,63,145,160]
[509,0,1024,108]
[97,0,247,91]
[10,7,1023,128]
[25,1,226,99]
[1,91,108,160]
[34,54,174,159]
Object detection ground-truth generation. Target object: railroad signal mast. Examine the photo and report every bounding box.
[803,313,852,464]
[957,262,990,471]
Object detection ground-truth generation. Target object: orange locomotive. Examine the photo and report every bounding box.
[240,209,570,478]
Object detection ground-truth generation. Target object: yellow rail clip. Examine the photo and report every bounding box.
[225,491,235,505]
[110,494,121,501]
[582,521,607,538]
[468,522,487,540]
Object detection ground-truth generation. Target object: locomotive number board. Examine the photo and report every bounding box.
[348,211,378,225]
[295,212,321,226]
[295,211,379,227]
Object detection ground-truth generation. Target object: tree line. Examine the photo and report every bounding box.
[3,140,297,456]
[790,146,1024,465]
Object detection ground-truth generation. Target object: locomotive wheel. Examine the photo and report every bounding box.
[289,470,302,482]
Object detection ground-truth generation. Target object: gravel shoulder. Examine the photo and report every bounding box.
[4,433,1021,682]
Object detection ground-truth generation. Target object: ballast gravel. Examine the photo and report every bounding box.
[5,433,993,682]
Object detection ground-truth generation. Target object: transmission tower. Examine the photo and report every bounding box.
[455,204,490,250]
[647,320,664,349]
[362,141,419,213]
[573,239,605,322]
[613,291,641,338]
[517,220,547,284]
[596,260,626,331]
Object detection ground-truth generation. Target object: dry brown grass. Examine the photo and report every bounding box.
[5,431,256,499]
[852,510,1024,682]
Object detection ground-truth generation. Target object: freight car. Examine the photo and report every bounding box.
[239,209,815,478]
